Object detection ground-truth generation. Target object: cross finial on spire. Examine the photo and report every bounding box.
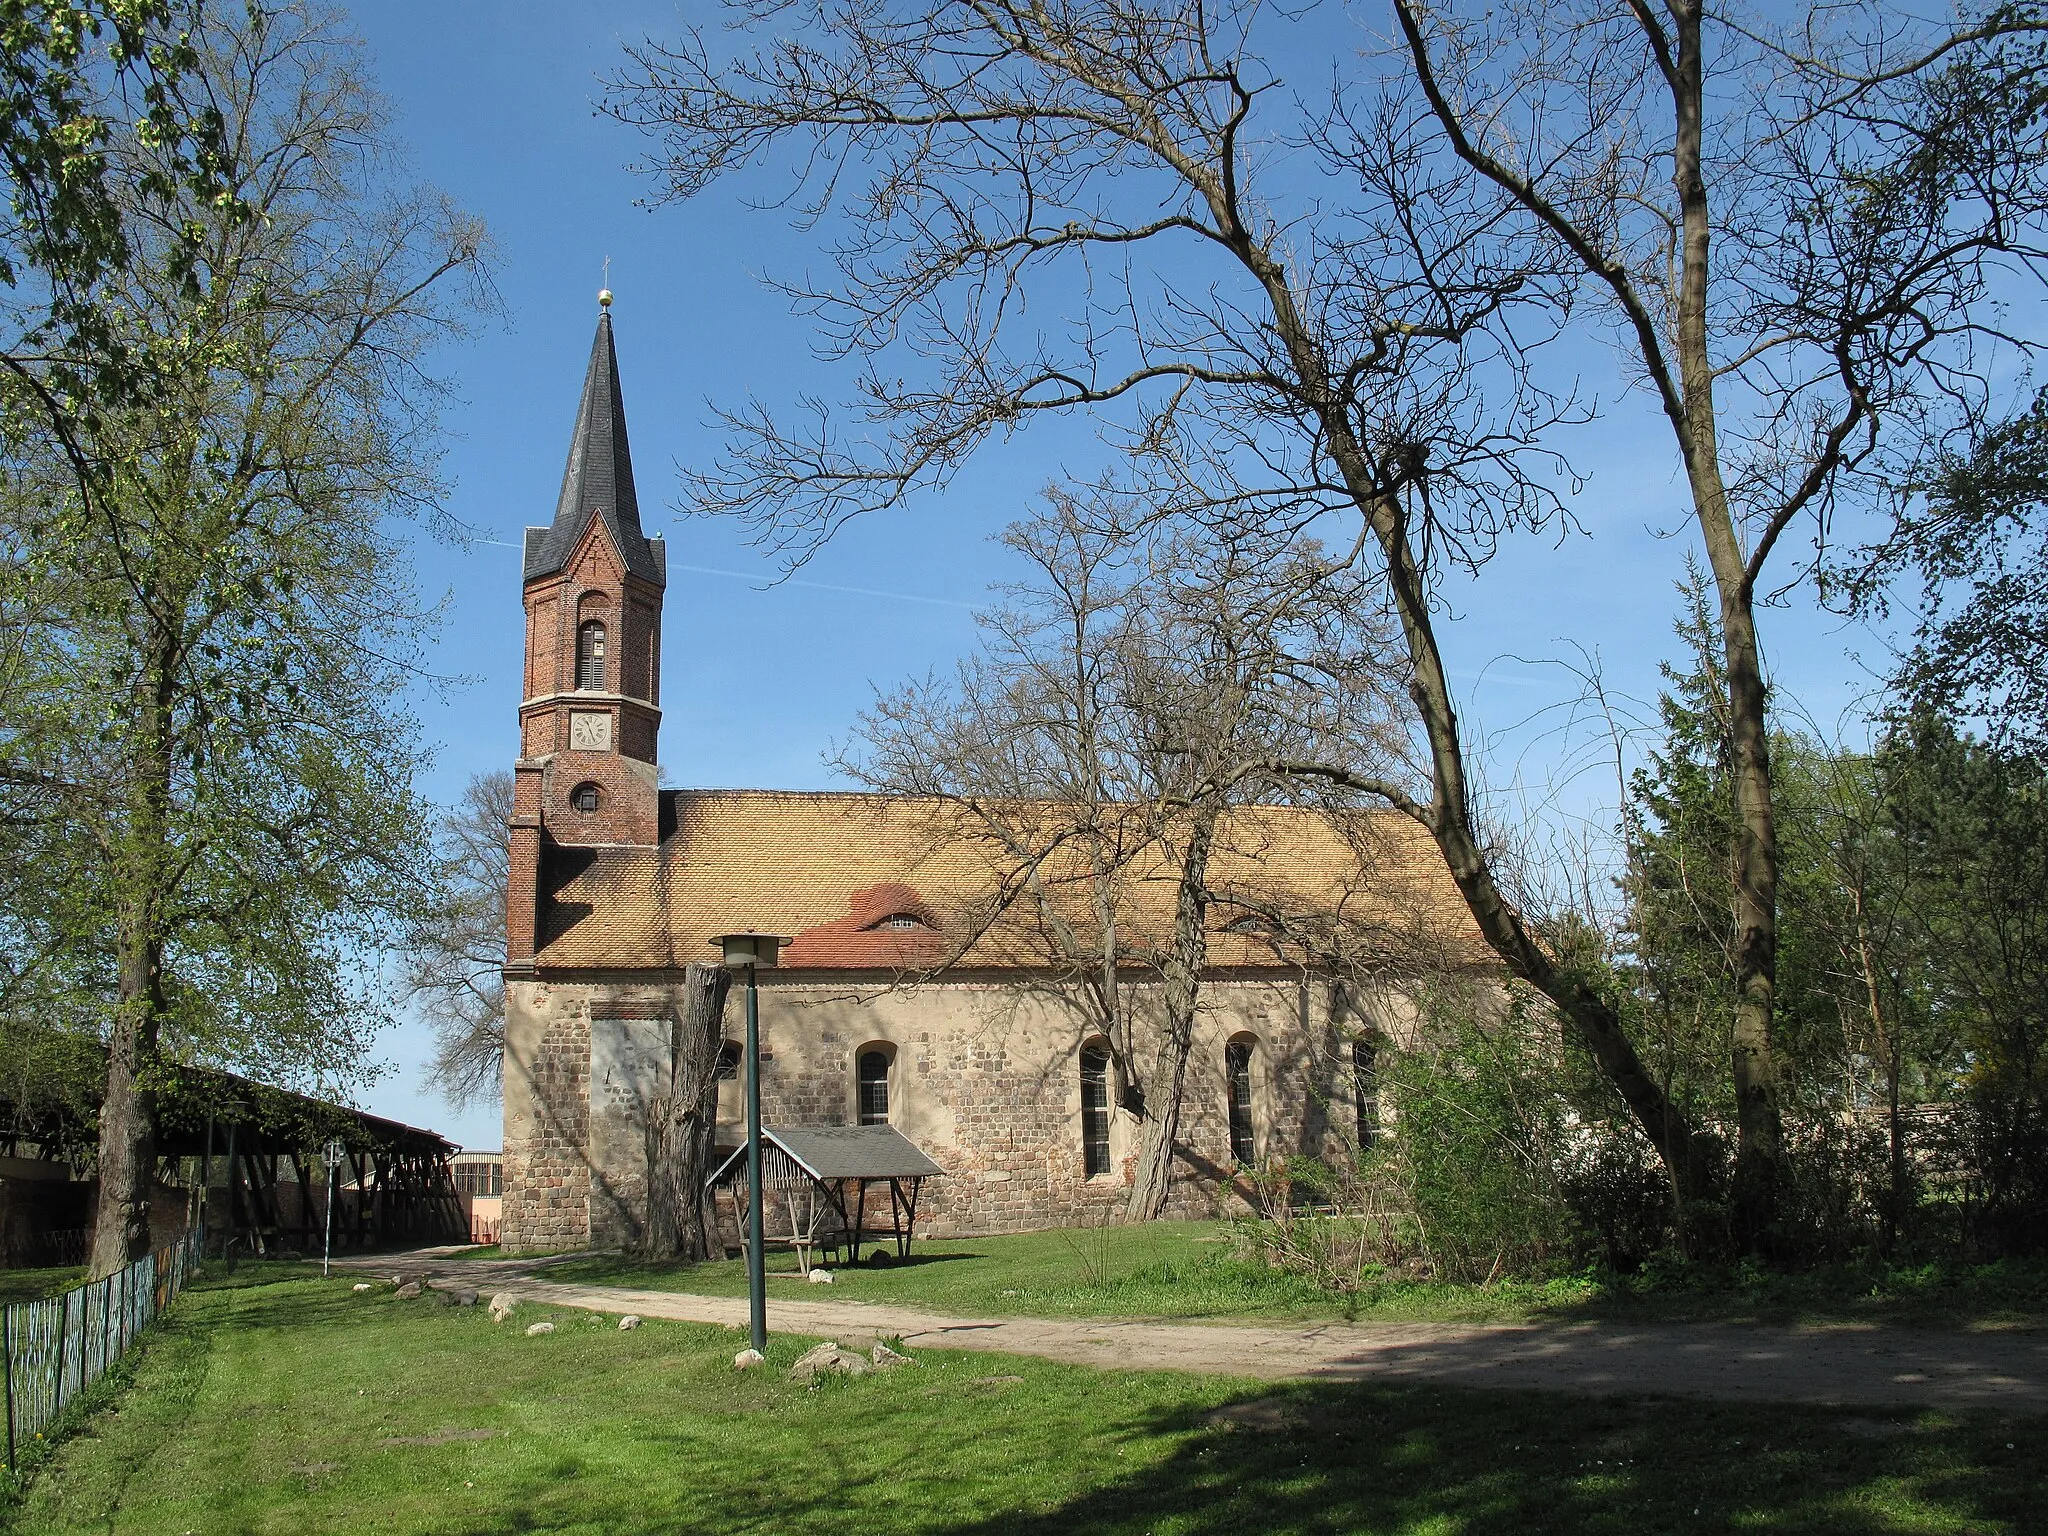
[599,256,612,310]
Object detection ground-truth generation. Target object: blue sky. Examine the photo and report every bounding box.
[344,2,1893,1146]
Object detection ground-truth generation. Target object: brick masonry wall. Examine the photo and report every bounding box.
[621,594,660,704]
[517,508,665,847]
[524,591,559,700]
[501,972,1385,1249]
[536,747,660,846]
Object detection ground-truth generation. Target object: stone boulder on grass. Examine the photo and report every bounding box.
[790,1341,872,1383]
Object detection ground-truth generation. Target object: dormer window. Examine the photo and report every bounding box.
[1225,914,1279,937]
[577,621,607,690]
[875,913,926,931]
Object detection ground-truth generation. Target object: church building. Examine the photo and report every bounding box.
[497,299,1474,1253]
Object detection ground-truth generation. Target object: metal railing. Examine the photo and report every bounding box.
[2,1229,202,1469]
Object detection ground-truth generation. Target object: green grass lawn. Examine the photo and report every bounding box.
[535,1221,2048,1330]
[4,1265,2043,1535]
[0,1268,82,1306]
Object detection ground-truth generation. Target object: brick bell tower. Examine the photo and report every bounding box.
[505,291,666,971]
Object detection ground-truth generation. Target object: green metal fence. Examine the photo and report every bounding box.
[1,1230,202,1469]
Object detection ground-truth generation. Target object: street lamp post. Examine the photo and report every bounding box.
[322,1138,345,1277]
[712,931,788,1357]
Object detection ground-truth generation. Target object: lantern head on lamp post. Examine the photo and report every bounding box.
[715,932,786,970]
[712,931,789,1355]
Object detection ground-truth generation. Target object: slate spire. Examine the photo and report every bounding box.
[523,297,666,587]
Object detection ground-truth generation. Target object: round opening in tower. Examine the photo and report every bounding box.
[570,782,603,813]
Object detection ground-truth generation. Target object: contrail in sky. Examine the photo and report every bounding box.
[669,562,979,611]
[477,541,977,611]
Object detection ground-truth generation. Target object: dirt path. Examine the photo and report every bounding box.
[339,1255,2048,1410]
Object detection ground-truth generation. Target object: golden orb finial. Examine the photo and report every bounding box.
[598,287,613,309]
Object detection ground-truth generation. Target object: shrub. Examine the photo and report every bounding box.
[1557,1121,1676,1273]
[1384,996,1575,1281]
[1228,1153,1414,1291]
[1930,1095,2048,1259]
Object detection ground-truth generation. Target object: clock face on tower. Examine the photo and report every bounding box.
[569,711,613,752]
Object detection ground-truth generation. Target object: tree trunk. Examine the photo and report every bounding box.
[90,917,163,1278]
[1389,0,1779,1247]
[1668,4,1783,1250]
[1201,139,1713,1213]
[1850,891,1906,1255]
[88,651,177,1281]
[1887,1043,1906,1256]
[1337,440,1712,1205]
[640,962,731,1261]
[1126,806,1216,1222]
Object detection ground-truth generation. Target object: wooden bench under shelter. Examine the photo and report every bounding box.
[705,1126,944,1275]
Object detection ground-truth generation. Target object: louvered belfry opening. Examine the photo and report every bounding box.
[576,620,606,690]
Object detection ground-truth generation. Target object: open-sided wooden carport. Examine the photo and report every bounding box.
[0,1041,466,1263]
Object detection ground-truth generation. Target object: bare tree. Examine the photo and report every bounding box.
[841,492,1413,1217]
[617,0,2048,1246]
[612,0,1713,1216]
[1387,0,2048,1243]
[406,771,512,1110]
[640,961,732,1261]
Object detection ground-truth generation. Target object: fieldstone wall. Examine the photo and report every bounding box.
[744,988,1137,1236]
[501,970,1407,1251]
[500,979,595,1251]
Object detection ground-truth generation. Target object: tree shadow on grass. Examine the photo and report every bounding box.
[913,1381,2046,1536]
[1520,1257,2048,1333]
[407,1373,2047,1536]
[848,1251,984,1270]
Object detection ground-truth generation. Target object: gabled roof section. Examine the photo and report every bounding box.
[523,307,665,587]
[706,1125,946,1188]
[533,789,1485,974]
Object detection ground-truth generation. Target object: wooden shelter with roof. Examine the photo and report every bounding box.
[705,1125,944,1274]
[496,296,1482,1256]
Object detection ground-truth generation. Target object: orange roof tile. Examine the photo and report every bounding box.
[534,789,1480,974]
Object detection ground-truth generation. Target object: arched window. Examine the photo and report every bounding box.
[857,1049,891,1125]
[1224,1039,1256,1165]
[577,620,607,690]
[1353,1039,1379,1150]
[1079,1045,1111,1177]
[570,782,601,813]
